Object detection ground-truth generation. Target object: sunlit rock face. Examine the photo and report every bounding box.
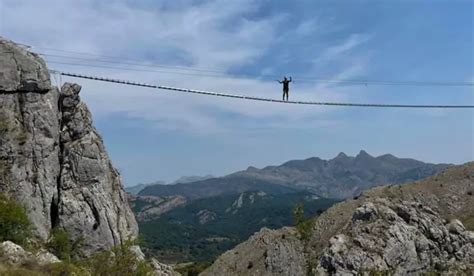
[0,38,138,256]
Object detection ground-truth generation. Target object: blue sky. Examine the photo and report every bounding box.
[1,0,473,185]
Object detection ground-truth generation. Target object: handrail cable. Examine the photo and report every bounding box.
[50,70,474,109]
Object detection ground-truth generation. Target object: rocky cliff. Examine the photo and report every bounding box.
[0,38,138,256]
[202,162,474,275]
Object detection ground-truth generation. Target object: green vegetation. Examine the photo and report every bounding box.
[293,203,315,241]
[44,229,152,275]
[46,228,84,262]
[81,240,152,276]
[138,191,337,263]
[0,240,153,276]
[0,194,32,247]
[175,262,212,276]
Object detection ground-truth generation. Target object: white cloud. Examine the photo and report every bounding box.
[314,33,370,65]
[2,0,371,134]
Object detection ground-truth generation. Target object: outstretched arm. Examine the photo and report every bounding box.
[277,80,283,83]
[289,77,292,82]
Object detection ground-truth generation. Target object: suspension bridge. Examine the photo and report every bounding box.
[49,70,474,109]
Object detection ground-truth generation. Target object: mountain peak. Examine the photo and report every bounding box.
[356,150,372,158]
[246,166,259,172]
[335,152,349,159]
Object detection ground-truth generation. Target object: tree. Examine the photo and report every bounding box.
[293,203,313,241]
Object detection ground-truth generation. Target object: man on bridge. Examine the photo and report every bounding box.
[278,76,292,101]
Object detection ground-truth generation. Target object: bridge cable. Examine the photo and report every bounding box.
[50,70,474,109]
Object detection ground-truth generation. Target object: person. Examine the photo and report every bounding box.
[278,76,292,101]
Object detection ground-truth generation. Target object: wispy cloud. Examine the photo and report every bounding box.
[314,33,371,65]
[2,0,372,134]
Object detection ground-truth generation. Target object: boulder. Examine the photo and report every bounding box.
[0,241,60,267]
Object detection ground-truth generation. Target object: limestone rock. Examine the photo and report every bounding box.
[0,241,32,266]
[0,38,137,256]
[0,38,50,92]
[202,227,306,276]
[57,82,138,256]
[35,249,61,266]
[150,258,180,276]
[0,241,60,267]
[447,219,466,234]
[352,202,378,221]
[317,200,474,275]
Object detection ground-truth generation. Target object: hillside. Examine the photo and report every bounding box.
[140,151,449,200]
[137,191,337,263]
[140,177,303,200]
[203,162,474,275]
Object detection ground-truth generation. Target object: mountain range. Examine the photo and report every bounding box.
[126,175,214,195]
[203,162,474,275]
[134,151,451,265]
[139,151,450,199]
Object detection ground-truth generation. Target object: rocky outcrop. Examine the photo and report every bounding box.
[204,162,474,275]
[0,241,60,266]
[317,200,473,275]
[150,258,180,276]
[201,227,307,276]
[57,82,139,255]
[0,38,137,256]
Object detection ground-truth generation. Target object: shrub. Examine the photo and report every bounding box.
[83,240,153,276]
[0,194,32,246]
[46,228,83,262]
[42,262,85,276]
[293,203,314,241]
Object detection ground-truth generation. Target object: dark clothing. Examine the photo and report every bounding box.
[279,77,292,101]
[283,90,289,101]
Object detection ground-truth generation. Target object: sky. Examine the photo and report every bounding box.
[1,0,473,186]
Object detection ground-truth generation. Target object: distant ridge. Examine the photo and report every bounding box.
[139,151,450,199]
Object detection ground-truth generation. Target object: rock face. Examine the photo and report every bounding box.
[317,200,473,275]
[0,38,138,256]
[201,227,307,276]
[204,162,474,275]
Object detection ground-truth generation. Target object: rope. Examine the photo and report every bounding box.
[51,70,474,109]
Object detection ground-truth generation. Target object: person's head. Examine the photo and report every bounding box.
[283,76,287,80]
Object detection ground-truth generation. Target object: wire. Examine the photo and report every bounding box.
[37,47,474,87]
[50,70,474,108]
[40,53,229,75]
[46,61,252,79]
